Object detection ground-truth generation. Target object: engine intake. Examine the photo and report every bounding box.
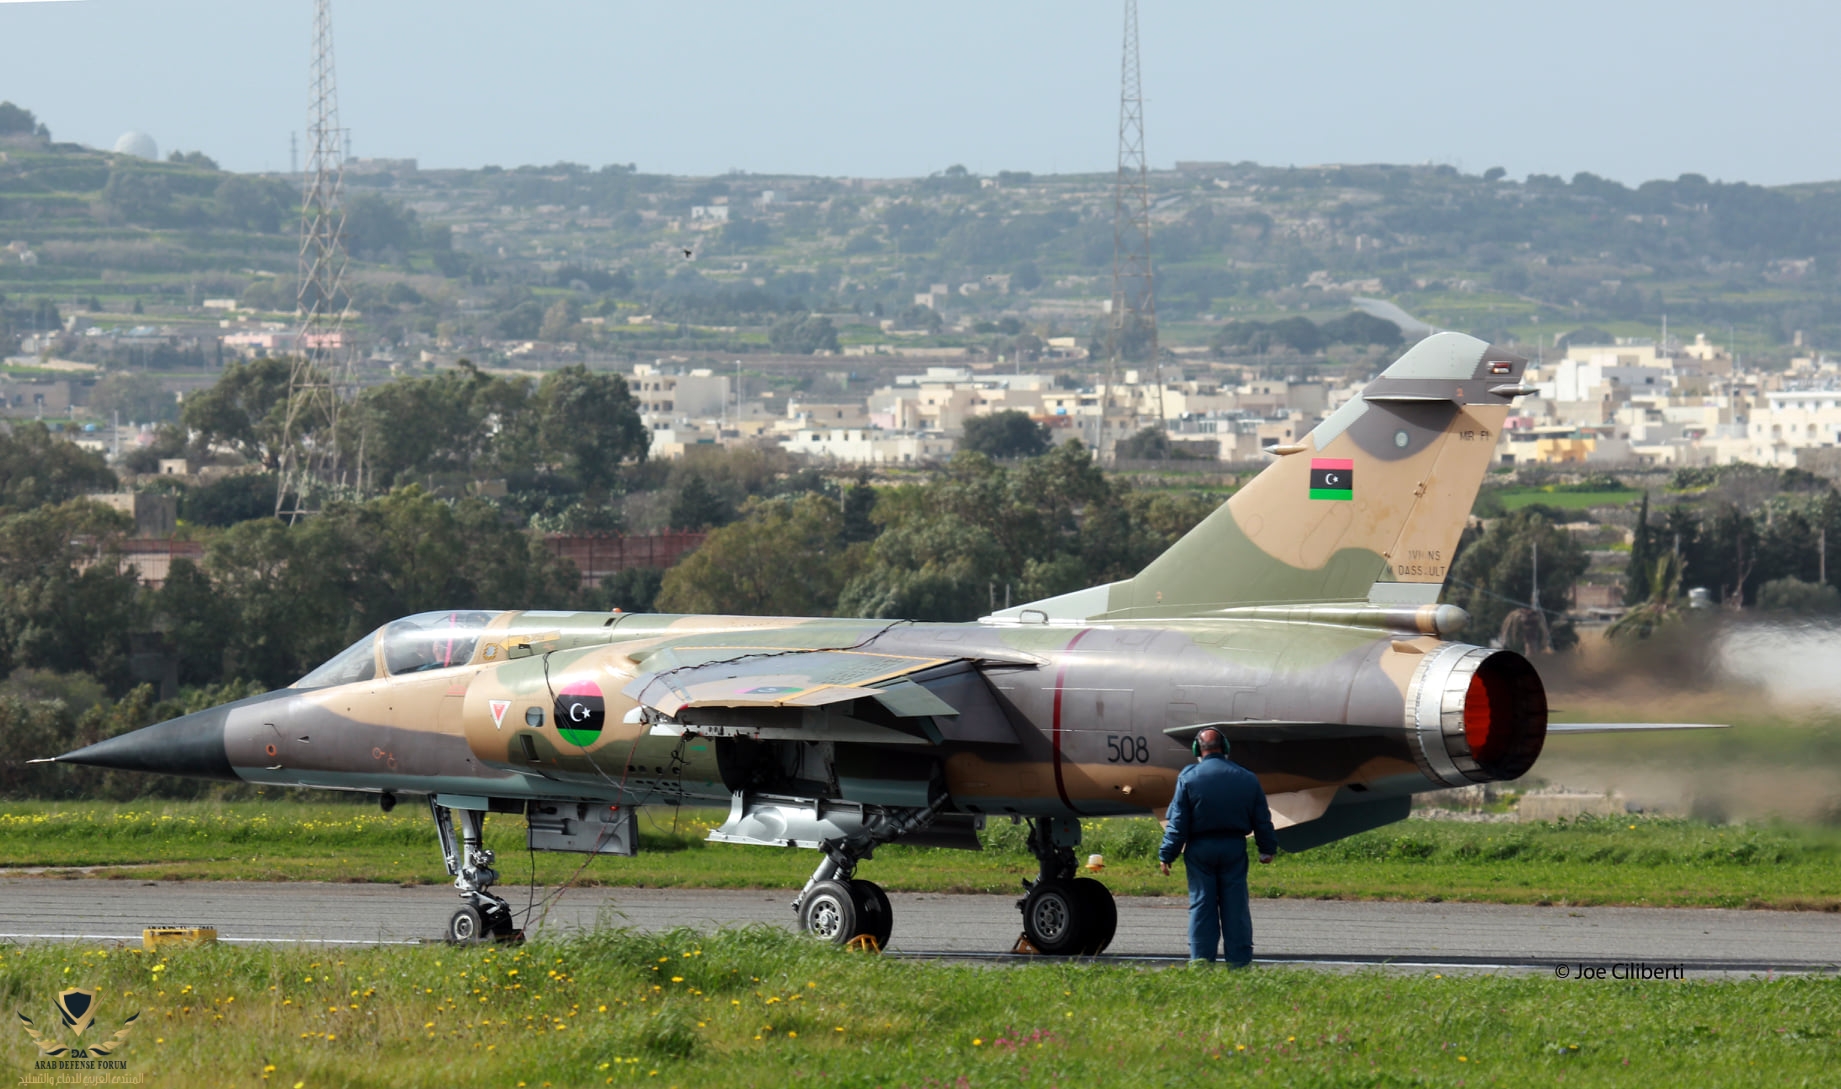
[1406,644,1546,786]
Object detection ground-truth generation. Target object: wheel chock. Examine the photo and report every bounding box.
[143,926,217,951]
[845,934,882,953]
[1011,933,1041,955]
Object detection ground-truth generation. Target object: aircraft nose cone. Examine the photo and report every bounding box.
[55,706,237,781]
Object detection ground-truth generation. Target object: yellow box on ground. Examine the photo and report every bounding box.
[142,925,217,951]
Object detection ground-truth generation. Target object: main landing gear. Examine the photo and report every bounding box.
[430,798,523,944]
[792,801,943,950]
[797,866,893,952]
[1016,817,1116,956]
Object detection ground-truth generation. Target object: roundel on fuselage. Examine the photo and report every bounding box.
[554,680,605,747]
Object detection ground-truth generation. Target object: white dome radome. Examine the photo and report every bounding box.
[113,131,158,160]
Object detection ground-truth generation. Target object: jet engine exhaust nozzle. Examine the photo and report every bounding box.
[1405,644,1546,787]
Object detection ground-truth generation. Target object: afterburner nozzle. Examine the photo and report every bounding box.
[54,706,237,782]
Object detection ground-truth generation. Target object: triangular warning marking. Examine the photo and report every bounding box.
[489,700,511,729]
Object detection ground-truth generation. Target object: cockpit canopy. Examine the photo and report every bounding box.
[294,610,501,688]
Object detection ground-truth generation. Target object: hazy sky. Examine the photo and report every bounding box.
[1,0,1830,185]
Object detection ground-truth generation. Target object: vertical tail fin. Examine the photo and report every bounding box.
[995,332,1530,622]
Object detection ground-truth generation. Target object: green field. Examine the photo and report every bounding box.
[1492,488,1643,511]
[0,927,1831,1088]
[2,802,1836,910]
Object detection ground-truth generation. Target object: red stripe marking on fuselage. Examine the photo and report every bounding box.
[1050,628,1094,815]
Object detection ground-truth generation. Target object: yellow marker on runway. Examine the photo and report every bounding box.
[142,926,217,951]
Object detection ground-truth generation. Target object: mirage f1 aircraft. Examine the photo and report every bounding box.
[52,332,1706,952]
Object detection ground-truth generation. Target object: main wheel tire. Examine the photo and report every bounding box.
[799,879,860,945]
[850,879,894,950]
[1020,879,1088,956]
[446,905,484,945]
[485,907,524,944]
[1071,878,1117,955]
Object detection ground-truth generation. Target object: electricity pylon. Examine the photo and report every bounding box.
[277,0,351,517]
[1103,0,1158,464]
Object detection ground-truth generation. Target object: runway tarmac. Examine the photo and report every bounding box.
[0,878,1835,973]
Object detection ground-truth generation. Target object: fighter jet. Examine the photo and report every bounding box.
[51,333,1710,952]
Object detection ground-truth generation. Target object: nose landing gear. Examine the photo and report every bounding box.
[430,798,523,944]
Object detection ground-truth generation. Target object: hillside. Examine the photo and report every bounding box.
[4,105,1841,375]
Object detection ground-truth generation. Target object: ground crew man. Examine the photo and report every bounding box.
[1158,727,1278,965]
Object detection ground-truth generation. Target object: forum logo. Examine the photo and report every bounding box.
[16,987,138,1067]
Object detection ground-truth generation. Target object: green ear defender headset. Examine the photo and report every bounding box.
[1191,727,1228,758]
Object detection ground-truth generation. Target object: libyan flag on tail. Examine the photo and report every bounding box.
[1309,458,1353,500]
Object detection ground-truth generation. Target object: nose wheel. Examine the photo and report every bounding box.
[431,798,523,944]
[446,904,522,946]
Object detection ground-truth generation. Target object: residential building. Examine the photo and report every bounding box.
[785,428,955,465]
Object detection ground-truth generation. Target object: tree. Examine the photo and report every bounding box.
[1444,509,1587,650]
[1624,492,1654,605]
[668,472,734,530]
[538,298,580,343]
[1210,315,1327,355]
[1114,427,1171,461]
[0,102,48,138]
[180,356,300,470]
[1756,576,1841,614]
[838,443,1130,621]
[100,170,174,226]
[841,479,880,544]
[1318,311,1404,348]
[656,494,855,616]
[768,315,840,355]
[1011,261,1043,292]
[154,558,236,686]
[1607,553,1685,642]
[213,176,288,233]
[0,424,116,513]
[497,301,545,340]
[597,567,664,613]
[534,366,648,493]
[960,411,1049,460]
[343,194,419,258]
[180,472,285,527]
[893,305,944,334]
[347,368,501,487]
[0,500,139,690]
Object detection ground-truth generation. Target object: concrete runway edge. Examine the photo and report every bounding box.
[0,879,1833,975]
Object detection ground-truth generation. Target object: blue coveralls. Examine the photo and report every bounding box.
[1158,753,1279,965]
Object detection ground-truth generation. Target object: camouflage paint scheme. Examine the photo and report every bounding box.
[57,333,1555,927]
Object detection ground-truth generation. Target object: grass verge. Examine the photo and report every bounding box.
[1492,488,1643,511]
[0,802,1837,909]
[0,928,1833,1088]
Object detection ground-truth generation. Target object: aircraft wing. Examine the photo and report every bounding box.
[1544,722,1728,734]
[622,649,964,718]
